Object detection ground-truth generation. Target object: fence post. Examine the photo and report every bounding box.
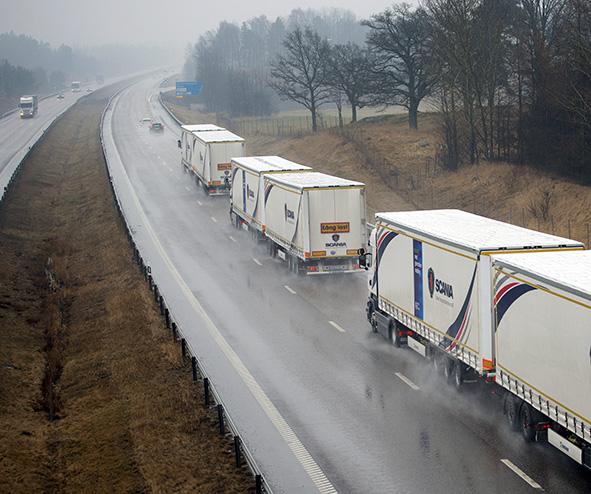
[217,404,225,435]
[159,295,164,315]
[568,219,572,239]
[587,223,589,247]
[255,474,262,494]
[204,378,210,406]
[234,435,242,467]
[181,338,186,360]
[191,356,198,381]
[171,322,177,340]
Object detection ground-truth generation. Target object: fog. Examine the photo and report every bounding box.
[0,0,419,49]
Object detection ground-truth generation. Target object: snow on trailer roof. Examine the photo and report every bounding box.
[266,171,364,190]
[181,124,225,132]
[377,209,583,254]
[194,129,244,143]
[493,250,591,301]
[231,156,312,174]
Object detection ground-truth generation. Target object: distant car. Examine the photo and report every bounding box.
[141,117,151,124]
[85,88,93,92]
[149,121,164,132]
[57,93,64,99]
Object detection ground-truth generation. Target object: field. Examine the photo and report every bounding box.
[0,88,253,492]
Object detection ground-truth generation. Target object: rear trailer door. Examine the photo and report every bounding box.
[232,166,263,230]
[210,142,244,188]
[306,187,364,272]
[264,180,304,254]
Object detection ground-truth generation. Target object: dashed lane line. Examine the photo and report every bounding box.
[501,459,543,490]
[229,236,237,243]
[284,285,296,295]
[395,372,420,391]
[252,258,263,266]
[211,216,218,223]
[328,321,346,333]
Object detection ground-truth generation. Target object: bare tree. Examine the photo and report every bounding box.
[325,43,373,122]
[270,28,331,131]
[364,4,436,129]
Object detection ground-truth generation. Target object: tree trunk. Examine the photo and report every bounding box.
[351,105,357,123]
[408,100,419,130]
[311,107,318,132]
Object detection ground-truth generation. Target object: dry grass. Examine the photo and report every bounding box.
[0,93,254,492]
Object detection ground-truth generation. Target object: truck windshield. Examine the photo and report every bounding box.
[20,103,32,108]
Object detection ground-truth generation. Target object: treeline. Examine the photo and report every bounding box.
[184,8,367,116]
[0,32,174,96]
[186,1,591,176]
[0,59,36,97]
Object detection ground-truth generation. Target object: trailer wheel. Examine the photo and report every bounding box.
[392,323,402,348]
[442,357,454,381]
[366,299,375,323]
[520,403,537,442]
[504,395,520,431]
[453,361,464,389]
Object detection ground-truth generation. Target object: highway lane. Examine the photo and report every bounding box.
[110,77,591,493]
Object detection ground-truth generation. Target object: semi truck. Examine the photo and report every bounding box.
[179,126,245,195]
[264,172,367,274]
[230,156,312,237]
[179,124,224,171]
[362,209,590,469]
[71,81,81,92]
[19,95,38,118]
[492,250,591,469]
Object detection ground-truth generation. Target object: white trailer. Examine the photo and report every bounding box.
[492,251,591,469]
[230,156,311,236]
[363,209,583,383]
[179,124,225,171]
[185,129,245,195]
[264,172,367,274]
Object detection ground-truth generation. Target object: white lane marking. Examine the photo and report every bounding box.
[229,236,237,243]
[284,285,296,295]
[395,372,420,391]
[501,459,543,490]
[197,200,202,206]
[210,216,217,223]
[252,258,262,266]
[328,321,346,333]
[106,94,337,493]
[184,186,191,192]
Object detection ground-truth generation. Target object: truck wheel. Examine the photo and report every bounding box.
[443,357,454,381]
[453,361,464,389]
[366,300,375,323]
[520,403,537,442]
[504,395,520,431]
[392,323,402,348]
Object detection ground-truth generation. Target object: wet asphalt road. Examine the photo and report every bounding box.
[108,77,591,493]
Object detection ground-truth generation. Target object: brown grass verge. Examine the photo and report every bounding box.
[0,91,254,492]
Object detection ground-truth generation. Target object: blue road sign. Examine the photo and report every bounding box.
[176,81,203,98]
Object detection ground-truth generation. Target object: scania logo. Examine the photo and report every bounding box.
[332,234,340,242]
[284,204,295,221]
[428,268,454,299]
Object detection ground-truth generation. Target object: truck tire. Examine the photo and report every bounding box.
[453,361,464,389]
[443,357,454,381]
[366,299,375,324]
[520,403,537,442]
[504,395,520,431]
[392,323,402,348]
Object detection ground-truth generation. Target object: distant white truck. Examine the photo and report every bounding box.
[71,81,81,92]
[19,95,38,118]
[179,125,245,195]
[492,251,591,469]
[230,156,311,237]
[264,172,367,274]
[362,209,591,469]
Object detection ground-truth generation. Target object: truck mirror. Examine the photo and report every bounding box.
[177,139,181,149]
[359,252,372,270]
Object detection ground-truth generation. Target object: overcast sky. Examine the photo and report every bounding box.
[0,0,417,50]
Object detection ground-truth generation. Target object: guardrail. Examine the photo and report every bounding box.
[101,87,270,494]
[158,91,183,126]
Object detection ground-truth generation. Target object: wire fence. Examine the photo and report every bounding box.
[222,113,346,137]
